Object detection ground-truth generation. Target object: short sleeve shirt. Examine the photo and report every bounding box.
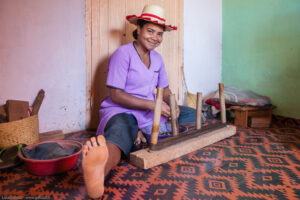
[96,42,169,135]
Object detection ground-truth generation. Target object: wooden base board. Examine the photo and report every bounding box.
[39,130,64,142]
[130,125,236,169]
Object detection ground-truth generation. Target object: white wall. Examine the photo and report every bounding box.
[0,0,86,133]
[184,0,222,98]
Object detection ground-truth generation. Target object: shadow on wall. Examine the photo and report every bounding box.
[87,25,129,129]
[88,57,109,130]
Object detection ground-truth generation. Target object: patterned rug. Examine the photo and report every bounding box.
[0,115,299,200]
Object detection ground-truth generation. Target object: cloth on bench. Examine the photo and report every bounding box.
[206,86,271,108]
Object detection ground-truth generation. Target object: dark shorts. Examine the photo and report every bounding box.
[104,113,138,156]
[103,106,196,156]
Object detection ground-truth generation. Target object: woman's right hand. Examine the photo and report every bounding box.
[161,102,171,118]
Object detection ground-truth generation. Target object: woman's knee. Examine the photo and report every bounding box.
[178,106,196,124]
[104,113,138,155]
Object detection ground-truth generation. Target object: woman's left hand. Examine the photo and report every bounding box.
[161,102,171,118]
[176,105,180,118]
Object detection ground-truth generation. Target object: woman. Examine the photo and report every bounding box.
[82,5,196,198]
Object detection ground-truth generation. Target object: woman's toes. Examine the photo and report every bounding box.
[97,135,106,146]
[82,145,88,158]
[90,137,98,147]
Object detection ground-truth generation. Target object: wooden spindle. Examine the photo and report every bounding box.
[219,83,226,123]
[150,88,164,147]
[170,94,179,136]
[196,92,202,129]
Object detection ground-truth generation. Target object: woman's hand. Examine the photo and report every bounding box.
[176,104,180,118]
[162,87,180,119]
[161,102,171,118]
[109,87,180,119]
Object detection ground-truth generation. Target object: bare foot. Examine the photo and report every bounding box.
[82,135,108,199]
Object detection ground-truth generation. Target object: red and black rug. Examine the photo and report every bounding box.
[0,115,299,200]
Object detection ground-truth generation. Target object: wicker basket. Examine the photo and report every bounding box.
[0,115,39,148]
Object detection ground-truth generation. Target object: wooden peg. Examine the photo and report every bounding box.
[196,92,202,129]
[150,88,164,147]
[219,83,226,123]
[31,89,45,115]
[170,94,179,136]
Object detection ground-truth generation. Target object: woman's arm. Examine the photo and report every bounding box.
[162,87,172,104]
[110,87,154,110]
[109,87,172,118]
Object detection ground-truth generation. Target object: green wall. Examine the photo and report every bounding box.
[222,0,300,119]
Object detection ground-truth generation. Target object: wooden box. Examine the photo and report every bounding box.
[250,117,271,128]
[231,105,275,128]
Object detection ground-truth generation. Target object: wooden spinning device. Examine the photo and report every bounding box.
[130,83,236,169]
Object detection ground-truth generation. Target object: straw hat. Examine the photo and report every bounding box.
[126,5,177,31]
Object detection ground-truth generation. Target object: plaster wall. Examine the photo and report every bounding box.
[184,0,222,98]
[0,0,86,133]
[222,0,300,119]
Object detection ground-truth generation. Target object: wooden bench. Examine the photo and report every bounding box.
[231,105,275,128]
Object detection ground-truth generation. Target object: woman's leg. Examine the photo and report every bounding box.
[103,113,139,156]
[104,142,121,176]
[82,135,108,199]
[178,105,197,124]
[82,113,138,198]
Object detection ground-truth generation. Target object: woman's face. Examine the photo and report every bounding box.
[137,22,164,51]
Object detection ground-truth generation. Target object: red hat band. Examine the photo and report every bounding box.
[140,13,166,23]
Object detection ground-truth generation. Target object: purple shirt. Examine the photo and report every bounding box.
[96,42,169,135]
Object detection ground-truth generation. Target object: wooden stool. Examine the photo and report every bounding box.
[231,105,275,128]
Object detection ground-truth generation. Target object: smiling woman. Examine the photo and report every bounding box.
[86,1,184,130]
[82,4,191,199]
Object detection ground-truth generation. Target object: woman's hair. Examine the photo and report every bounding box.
[132,19,165,40]
[132,19,148,40]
